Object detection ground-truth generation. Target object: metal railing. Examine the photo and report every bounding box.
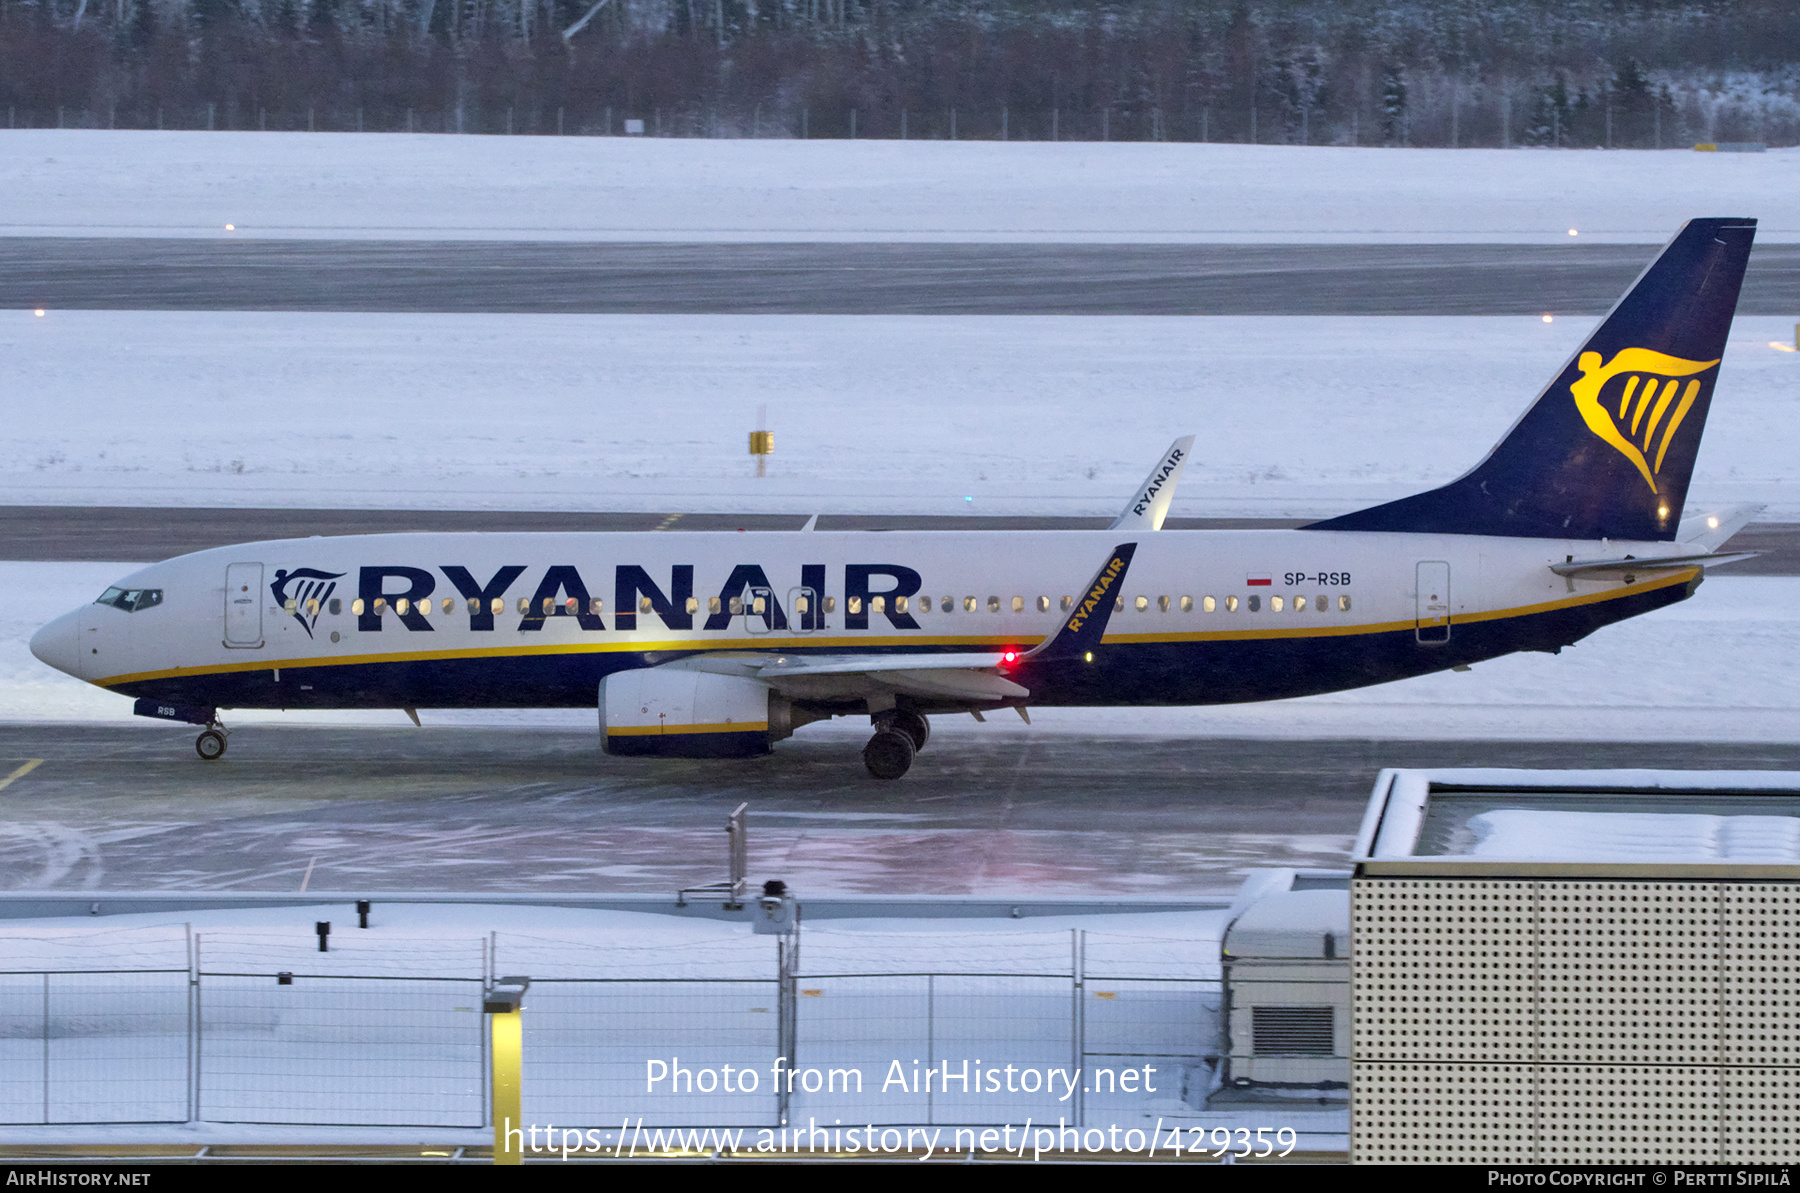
[0,917,1221,1129]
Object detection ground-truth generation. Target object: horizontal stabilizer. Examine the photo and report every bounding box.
[1678,504,1762,551]
[1550,551,1759,578]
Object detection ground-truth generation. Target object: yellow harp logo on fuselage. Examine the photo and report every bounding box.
[1569,348,1718,494]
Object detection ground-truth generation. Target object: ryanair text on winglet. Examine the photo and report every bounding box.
[1130,446,1185,517]
[1064,555,1128,635]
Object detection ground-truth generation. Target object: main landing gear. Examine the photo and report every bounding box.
[195,723,229,761]
[863,711,931,780]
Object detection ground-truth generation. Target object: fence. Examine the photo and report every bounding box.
[0,919,1219,1129]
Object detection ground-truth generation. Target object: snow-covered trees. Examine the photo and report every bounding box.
[0,0,1793,144]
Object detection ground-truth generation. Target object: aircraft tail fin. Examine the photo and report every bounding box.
[1305,217,1756,542]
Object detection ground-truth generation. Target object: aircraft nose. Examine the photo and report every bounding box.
[29,609,83,679]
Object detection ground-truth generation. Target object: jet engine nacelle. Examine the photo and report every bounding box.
[600,668,780,759]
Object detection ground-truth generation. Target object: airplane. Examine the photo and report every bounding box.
[30,218,1762,780]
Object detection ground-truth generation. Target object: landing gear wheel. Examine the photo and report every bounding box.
[891,711,930,753]
[195,729,227,761]
[862,728,916,780]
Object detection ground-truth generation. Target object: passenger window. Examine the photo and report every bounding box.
[913,596,925,614]
[1248,595,1261,612]
[987,596,1000,613]
[1180,596,1193,612]
[1037,596,1049,612]
[871,595,885,614]
[418,599,431,618]
[517,597,529,614]
[639,597,653,614]
[754,596,768,614]
[1339,595,1352,612]
[709,597,722,615]
[1060,596,1072,612]
[466,598,479,614]
[730,597,743,615]
[306,599,320,617]
[685,597,699,614]
[1315,595,1327,612]
[1158,595,1170,612]
[848,596,863,615]
[566,597,580,614]
[895,596,908,614]
[438,598,451,614]
[1202,596,1215,612]
[1224,595,1237,612]
[796,596,810,614]
[329,598,342,616]
[1270,596,1283,612]
[352,598,366,616]
[590,598,604,616]
[825,596,837,613]
[964,597,977,613]
[283,598,298,615]
[374,598,388,615]
[1134,596,1149,612]
[491,598,504,616]
[538,597,551,615]
[1114,597,1123,612]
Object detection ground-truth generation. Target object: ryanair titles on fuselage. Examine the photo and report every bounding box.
[332,560,923,634]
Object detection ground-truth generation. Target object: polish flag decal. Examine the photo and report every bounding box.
[1246,574,1272,587]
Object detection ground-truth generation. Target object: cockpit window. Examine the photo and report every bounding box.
[95,587,163,612]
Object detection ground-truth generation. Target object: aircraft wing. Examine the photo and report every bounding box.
[658,541,1139,709]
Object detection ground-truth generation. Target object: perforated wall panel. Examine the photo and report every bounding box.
[1539,1065,1719,1164]
[1352,880,1537,1064]
[1351,1061,1536,1165]
[1540,883,1720,1066]
[1352,877,1800,1164]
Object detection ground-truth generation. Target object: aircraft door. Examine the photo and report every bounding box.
[787,587,817,634]
[1415,561,1451,644]
[745,586,775,634]
[224,562,264,647]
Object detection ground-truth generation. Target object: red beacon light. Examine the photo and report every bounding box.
[1001,650,1018,663]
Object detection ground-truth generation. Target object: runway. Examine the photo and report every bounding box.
[9,239,1800,314]
[3,506,1792,573]
[3,724,1798,896]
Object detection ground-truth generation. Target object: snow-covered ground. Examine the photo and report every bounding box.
[1,131,1795,243]
[4,311,1795,518]
[6,562,1796,742]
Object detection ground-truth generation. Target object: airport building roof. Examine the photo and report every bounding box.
[1353,768,1800,877]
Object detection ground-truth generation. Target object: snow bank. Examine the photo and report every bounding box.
[4,311,1794,518]
[1,131,1795,242]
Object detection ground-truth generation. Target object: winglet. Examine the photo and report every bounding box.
[1110,437,1195,532]
[1023,543,1138,662]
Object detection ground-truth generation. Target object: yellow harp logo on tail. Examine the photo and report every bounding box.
[1569,348,1719,494]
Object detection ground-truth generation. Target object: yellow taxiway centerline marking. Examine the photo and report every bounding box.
[0,760,44,792]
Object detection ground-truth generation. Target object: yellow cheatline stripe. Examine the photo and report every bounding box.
[606,722,769,737]
[0,759,44,792]
[95,569,1697,688]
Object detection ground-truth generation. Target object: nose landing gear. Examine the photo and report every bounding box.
[195,724,229,761]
